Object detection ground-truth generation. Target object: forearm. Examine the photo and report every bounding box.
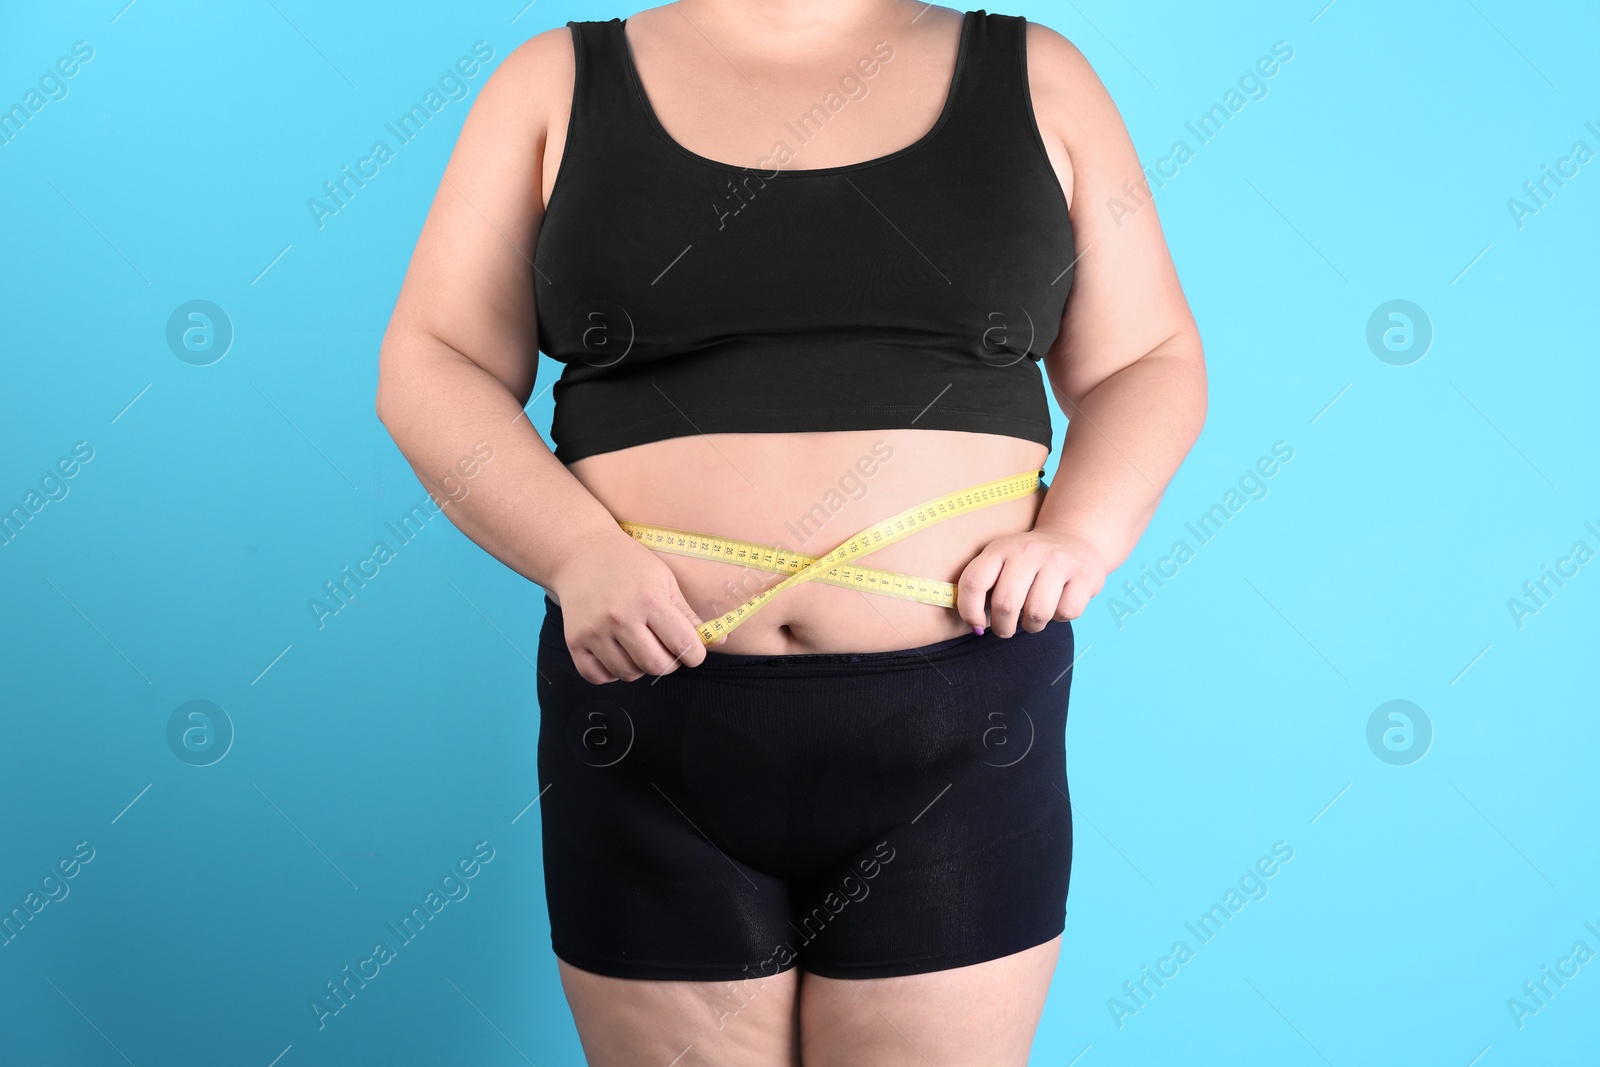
[1033,332,1208,571]
[374,333,630,591]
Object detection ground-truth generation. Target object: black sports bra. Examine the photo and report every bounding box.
[532,9,1076,464]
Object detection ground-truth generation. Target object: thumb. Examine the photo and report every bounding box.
[667,581,727,649]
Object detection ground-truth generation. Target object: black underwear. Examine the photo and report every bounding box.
[534,594,1076,981]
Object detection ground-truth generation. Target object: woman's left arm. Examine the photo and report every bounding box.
[958,21,1208,637]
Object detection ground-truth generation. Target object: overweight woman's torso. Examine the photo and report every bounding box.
[539,5,1073,655]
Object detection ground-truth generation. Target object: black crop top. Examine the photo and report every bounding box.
[532,10,1076,464]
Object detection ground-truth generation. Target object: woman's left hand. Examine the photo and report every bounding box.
[957,527,1111,637]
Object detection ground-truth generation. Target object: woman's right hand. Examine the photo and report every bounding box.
[548,536,722,684]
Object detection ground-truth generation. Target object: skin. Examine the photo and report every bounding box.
[376,1,1206,1063]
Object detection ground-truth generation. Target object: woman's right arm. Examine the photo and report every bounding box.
[374,28,712,683]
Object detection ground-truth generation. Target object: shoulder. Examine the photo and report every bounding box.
[467,24,576,120]
[1017,16,1087,73]
[1017,15,1139,214]
[492,23,577,97]
[1020,17,1125,145]
[469,25,577,132]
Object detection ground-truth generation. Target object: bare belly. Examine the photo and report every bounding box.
[560,427,1050,655]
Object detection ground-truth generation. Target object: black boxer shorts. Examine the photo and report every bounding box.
[534,594,1075,981]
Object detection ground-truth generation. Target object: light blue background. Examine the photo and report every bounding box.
[2,0,1596,1064]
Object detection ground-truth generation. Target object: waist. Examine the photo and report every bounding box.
[566,428,1049,655]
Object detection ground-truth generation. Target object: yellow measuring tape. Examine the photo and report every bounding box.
[618,467,1045,645]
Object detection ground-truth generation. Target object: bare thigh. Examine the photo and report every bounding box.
[557,960,802,1067]
[798,937,1061,1067]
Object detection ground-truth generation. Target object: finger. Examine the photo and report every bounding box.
[614,622,682,678]
[987,555,1042,639]
[651,588,711,668]
[601,627,662,684]
[570,645,618,686]
[1020,561,1072,633]
[1057,571,1100,621]
[956,546,1007,630]
[591,635,647,683]
[646,621,701,672]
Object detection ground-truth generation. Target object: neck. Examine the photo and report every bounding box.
[656,0,923,52]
